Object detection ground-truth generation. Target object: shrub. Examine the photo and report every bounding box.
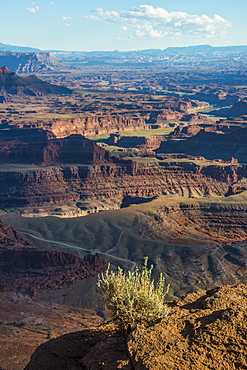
[97,257,169,330]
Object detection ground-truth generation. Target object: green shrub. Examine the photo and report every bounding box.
[97,257,169,330]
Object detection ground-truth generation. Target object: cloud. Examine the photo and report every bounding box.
[26,6,40,13]
[62,16,72,20]
[85,5,232,39]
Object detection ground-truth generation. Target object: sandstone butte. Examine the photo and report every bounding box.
[156,126,247,162]
[24,283,247,370]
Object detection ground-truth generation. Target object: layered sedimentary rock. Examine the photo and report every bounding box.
[0,219,106,296]
[168,124,231,138]
[104,134,163,150]
[0,128,56,143]
[169,124,203,138]
[157,127,247,161]
[30,114,148,138]
[192,90,240,105]
[0,158,246,209]
[5,96,207,138]
[0,52,60,74]
[0,134,111,165]
[140,201,247,245]
[227,99,247,117]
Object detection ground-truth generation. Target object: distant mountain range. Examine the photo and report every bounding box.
[53,44,247,57]
[1,41,247,55]
[0,42,41,53]
[2,42,247,69]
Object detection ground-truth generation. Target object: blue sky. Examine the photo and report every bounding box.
[1,0,247,51]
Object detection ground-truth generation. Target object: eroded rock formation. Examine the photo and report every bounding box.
[157,127,247,161]
[31,114,148,138]
[0,134,111,165]
[140,202,247,245]
[24,284,247,370]
[104,134,163,150]
[0,52,59,73]
[0,220,106,296]
[0,66,71,96]
[0,159,246,209]
[227,99,247,117]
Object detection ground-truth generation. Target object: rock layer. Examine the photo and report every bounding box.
[0,52,59,73]
[0,220,106,296]
[33,114,148,138]
[157,127,247,162]
[1,160,246,209]
[0,134,111,164]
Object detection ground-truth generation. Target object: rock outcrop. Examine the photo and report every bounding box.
[169,124,203,138]
[0,133,246,210]
[24,284,247,370]
[0,52,60,74]
[0,291,103,370]
[0,158,246,209]
[0,219,106,296]
[227,99,247,117]
[192,90,240,105]
[30,114,148,138]
[140,201,247,245]
[0,134,111,165]
[0,128,56,143]
[0,66,71,96]
[104,133,163,150]
[157,127,247,161]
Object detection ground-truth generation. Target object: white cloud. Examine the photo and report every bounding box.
[62,16,72,20]
[85,5,232,39]
[135,25,166,39]
[26,6,40,13]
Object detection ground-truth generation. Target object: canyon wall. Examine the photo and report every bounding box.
[157,127,247,162]
[0,52,60,73]
[29,114,149,138]
[0,160,246,209]
[0,219,106,296]
[0,135,112,164]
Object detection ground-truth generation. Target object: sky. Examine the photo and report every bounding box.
[1,0,247,51]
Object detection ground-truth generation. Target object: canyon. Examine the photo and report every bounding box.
[157,126,247,162]
[0,135,246,212]
[0,219,106,370]
[0,47,247,370]
[0,219,106,297]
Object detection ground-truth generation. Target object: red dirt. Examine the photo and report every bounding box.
[24,284,247,370]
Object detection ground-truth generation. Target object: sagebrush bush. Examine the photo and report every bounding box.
[97,257,169,330]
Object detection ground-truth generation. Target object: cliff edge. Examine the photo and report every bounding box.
[25,284,247,370]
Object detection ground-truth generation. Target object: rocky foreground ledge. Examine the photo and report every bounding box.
[25,284,247,370]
